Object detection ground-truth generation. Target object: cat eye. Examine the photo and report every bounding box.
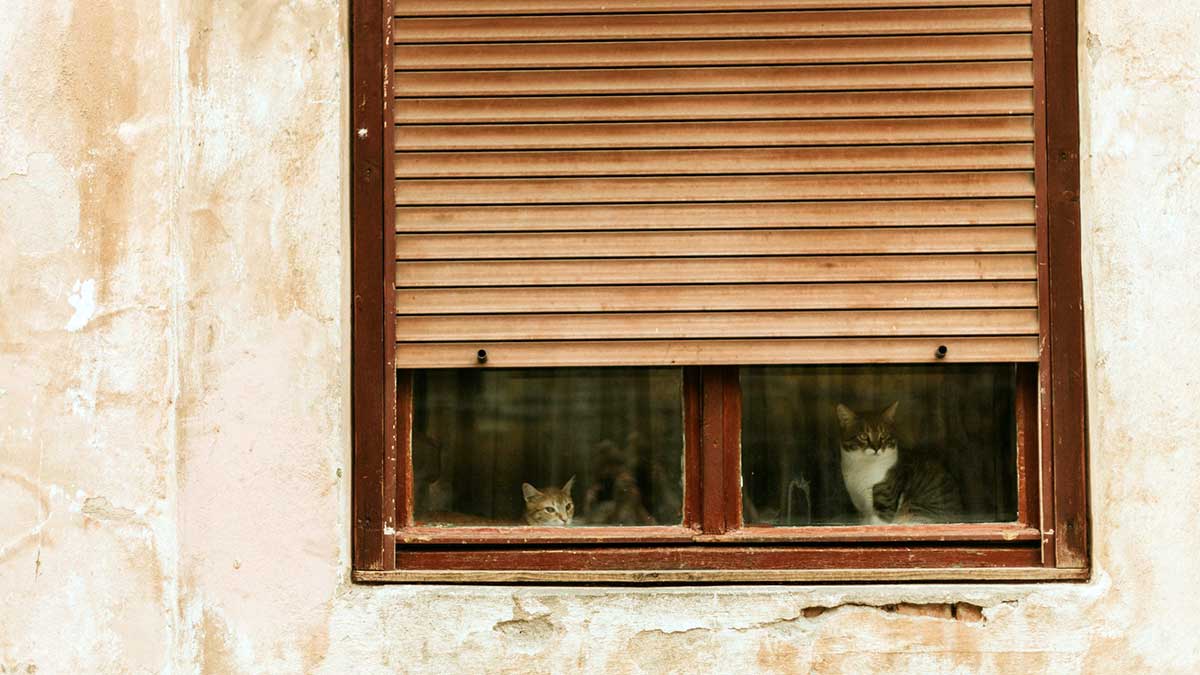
[544,506,555,513]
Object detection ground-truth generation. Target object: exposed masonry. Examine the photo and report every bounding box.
[493,600,993,641]
[802,602,986,623]
[493,614,560,642]
[81,496,138,523]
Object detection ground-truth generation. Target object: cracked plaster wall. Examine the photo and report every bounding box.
[0,0,1198,673]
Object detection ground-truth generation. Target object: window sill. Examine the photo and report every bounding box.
[394,523,1041,546]
[353,566,1090,585]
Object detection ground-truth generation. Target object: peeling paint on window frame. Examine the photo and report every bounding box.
[350,0,1089,584]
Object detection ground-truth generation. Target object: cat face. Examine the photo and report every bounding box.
[522,477,575,526]
[835,401,900,456]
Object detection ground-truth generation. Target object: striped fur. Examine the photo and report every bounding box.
[836,402,963,524]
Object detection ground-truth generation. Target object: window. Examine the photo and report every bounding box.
[352,0,1088,582]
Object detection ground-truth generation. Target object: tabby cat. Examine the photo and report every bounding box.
[522,477,575,526]
[835,401,962,524]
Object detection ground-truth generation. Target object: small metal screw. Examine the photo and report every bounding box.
[935,345,948,359]
[477,349,488,364]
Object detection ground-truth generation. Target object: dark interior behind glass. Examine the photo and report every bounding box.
[412,367,683,527]
[741,364,1018,526]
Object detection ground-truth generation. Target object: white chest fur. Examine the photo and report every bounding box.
[841,449,898,524]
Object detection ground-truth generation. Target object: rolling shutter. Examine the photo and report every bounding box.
[393,1,1039,368]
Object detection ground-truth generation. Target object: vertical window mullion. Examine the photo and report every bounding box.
[721,367,744,532]
[683,367,704,530]
[1014,364,1041,530]
[396,369,414,530]
[698,366,743,535]
[700,367,728,534]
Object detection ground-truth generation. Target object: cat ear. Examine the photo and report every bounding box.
[835,403,856,428]
[562,475,576,494]
[882,400,900,422]
[522,482,542,502]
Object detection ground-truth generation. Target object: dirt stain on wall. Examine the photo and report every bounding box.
[62,3,138,282]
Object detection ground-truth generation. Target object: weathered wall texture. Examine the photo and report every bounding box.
[1,1,1197,672]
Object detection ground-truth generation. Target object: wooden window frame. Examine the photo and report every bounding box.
[351,0,1088,583]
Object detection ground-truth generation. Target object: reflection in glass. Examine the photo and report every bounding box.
[411,368,683,527]
[741,365,1018,526]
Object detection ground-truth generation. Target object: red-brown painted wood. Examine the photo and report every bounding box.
[713,524,1040,544]
[721,368,743,531]
[395,523,1041,545]
[700,368,727,534]
[395,545,1042,571]
[1015,364,1040,530]
[351,0,397,571]
[397,526,698,545]
[683,368,703,530]
[368,0,1087,579]
[395,370,413,529]
[1043,0,1088,569]
[1030,0,1056,570]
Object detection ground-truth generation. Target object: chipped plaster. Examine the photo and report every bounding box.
[1,0,1199,672]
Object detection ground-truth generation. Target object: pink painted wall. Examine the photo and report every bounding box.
[1,1,1197,671]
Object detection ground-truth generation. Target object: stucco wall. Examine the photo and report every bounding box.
[1,1,1197,672]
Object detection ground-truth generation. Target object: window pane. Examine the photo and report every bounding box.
[740,365,1018,526]
[412,367,683,527]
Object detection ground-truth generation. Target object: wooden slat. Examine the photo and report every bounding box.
[396,89,1034,124]
[394,336,1041,367]
[396,143,1034,177]
[396,226,1036,260]
[396,308,1039,341]
[396,117,1034,150]
[396,254,1037,286]
[396,172,1034,204]
[396,199,1035,232]
[397,62,1032,97]
[395,9,1032,43]
[396,1,1032,16]
[395,35,1033,70]
[396,281,1040,314]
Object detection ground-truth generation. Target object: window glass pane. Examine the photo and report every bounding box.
[412,367,683,527]
[741,365,1018,526]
